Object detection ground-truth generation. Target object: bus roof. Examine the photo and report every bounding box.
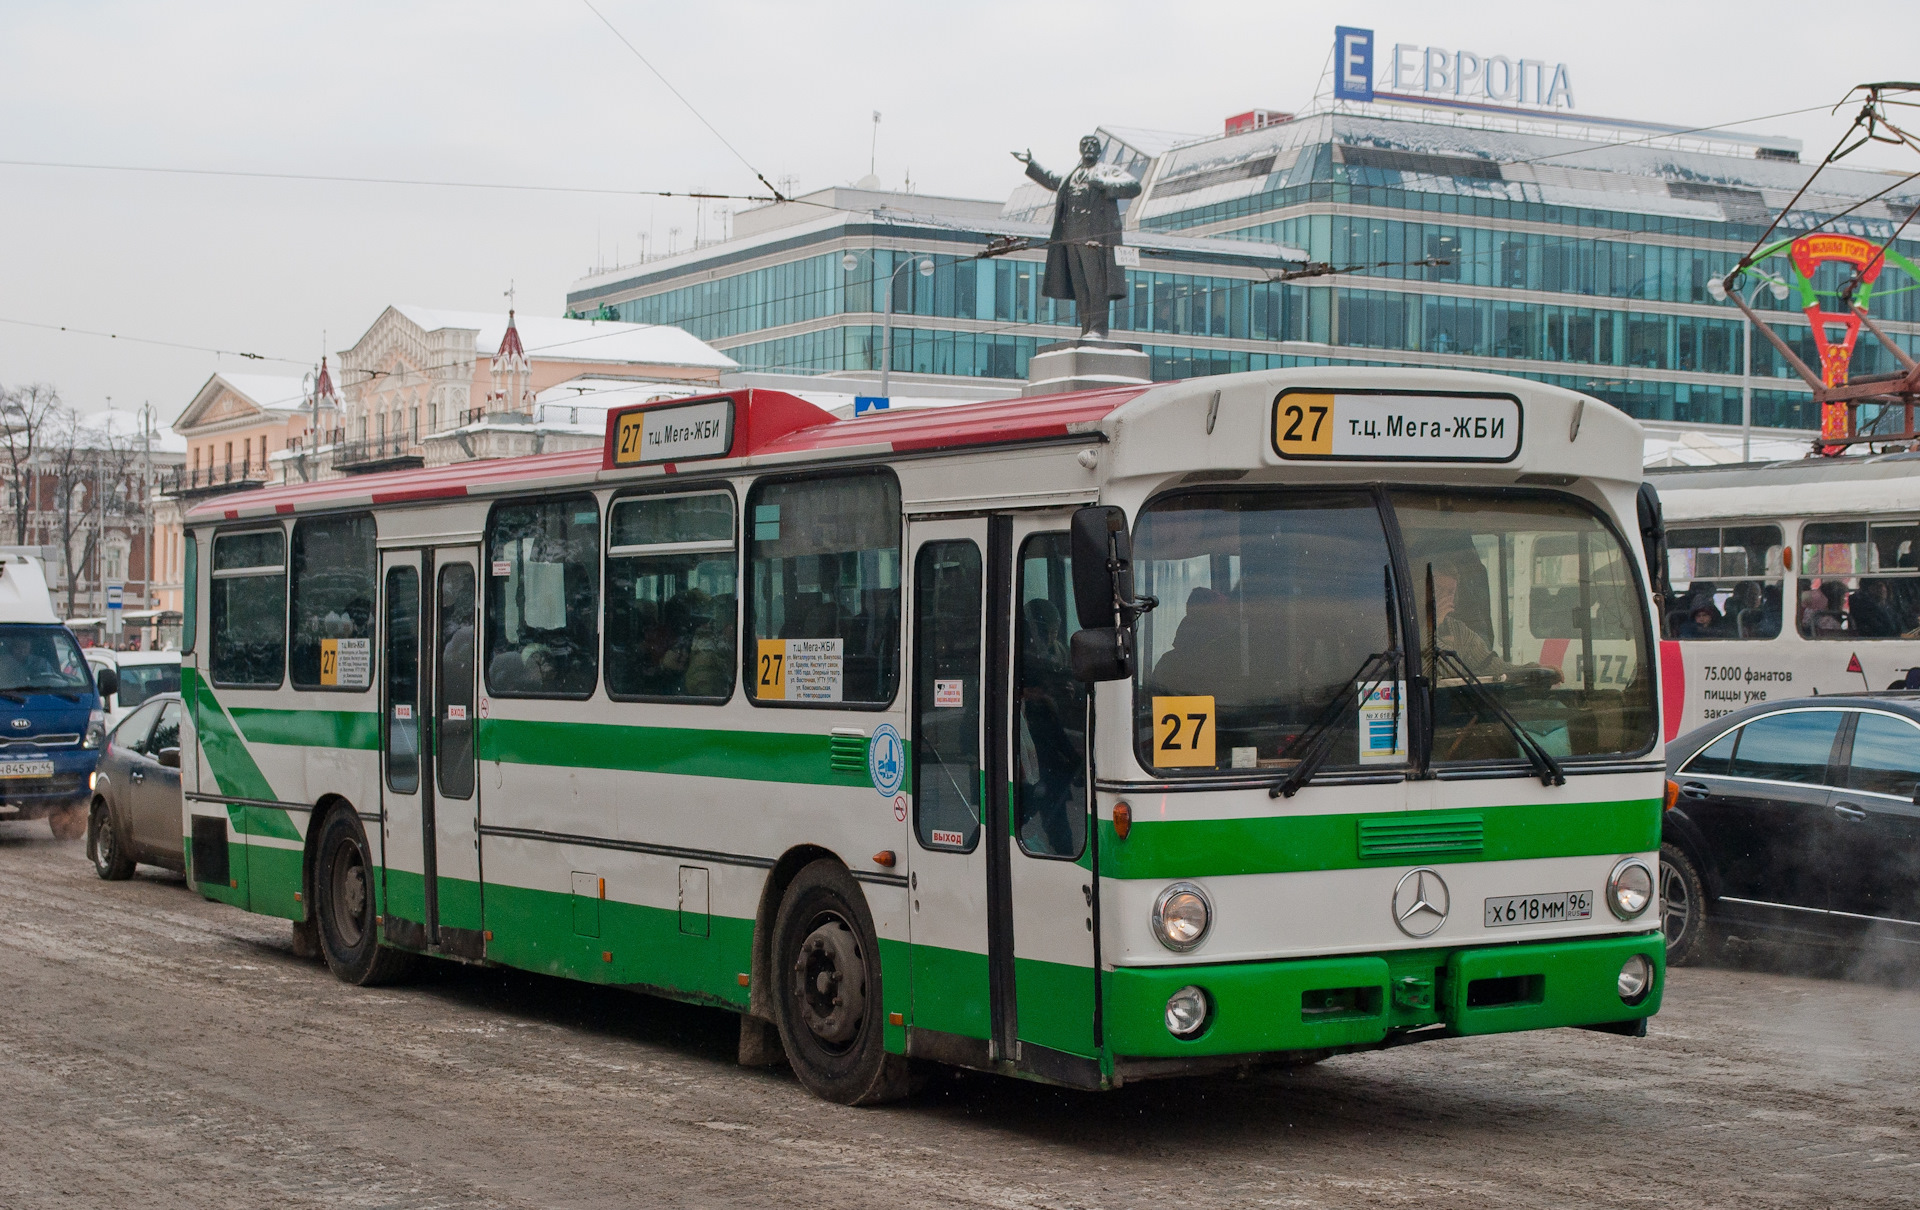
[1650,450,1920,522]
[185,383,1152,523]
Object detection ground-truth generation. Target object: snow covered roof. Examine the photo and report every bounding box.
[1642,424,1817,468]
[203,374,308,412]
[1132,111,1920,232]
[389,305,737,370]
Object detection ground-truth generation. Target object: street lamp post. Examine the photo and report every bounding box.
[842,250,935,400]
[1709,270,1791,463]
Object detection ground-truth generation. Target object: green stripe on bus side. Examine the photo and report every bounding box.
[230,707,379,750]
[182,668,278,803]
[1098,798,1660,880]
[476,718,876,789]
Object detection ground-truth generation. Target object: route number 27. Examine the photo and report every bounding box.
[1152,695,1216,768]
[1274,393,1336,456]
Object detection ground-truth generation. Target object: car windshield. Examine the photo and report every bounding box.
[1131,489,1656,775]
[116,663,181,708]
[0,627,94,693]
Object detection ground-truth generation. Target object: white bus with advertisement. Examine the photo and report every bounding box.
[1650,455,1920,741]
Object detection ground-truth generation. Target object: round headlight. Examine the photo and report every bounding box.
[1608,858,1655,920]
[1617,953,1653,1004]
[1151,882,1212,952]
[1165,985,1210,1038]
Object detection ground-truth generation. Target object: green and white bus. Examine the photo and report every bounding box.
[179,367,1666,1103]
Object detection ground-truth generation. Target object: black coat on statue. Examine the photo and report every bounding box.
[1024,159,1142,303]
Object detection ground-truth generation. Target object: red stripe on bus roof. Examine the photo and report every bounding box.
[184,382,1152,520]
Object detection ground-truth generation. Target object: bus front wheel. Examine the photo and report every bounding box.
[313,807,419,987]
[771,859,909,1105]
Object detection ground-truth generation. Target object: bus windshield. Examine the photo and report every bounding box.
[1133,489,1656,775]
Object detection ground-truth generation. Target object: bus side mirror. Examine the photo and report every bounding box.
[95,667,118,699]
[1071,505,1133,630]
[1636,481,1669,607]
[1071,505,1151,682]
[1070,627,1134,683]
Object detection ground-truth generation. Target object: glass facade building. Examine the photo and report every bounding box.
[566,112,1920,433]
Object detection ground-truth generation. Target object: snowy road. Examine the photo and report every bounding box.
[3,821,1918,1209]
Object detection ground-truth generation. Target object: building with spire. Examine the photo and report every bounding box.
[325,304,736,475]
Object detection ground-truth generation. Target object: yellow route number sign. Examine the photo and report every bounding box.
[1152,695,1216,768]
[756,639,787,700]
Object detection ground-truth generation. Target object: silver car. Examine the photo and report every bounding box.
[86,693,184,879]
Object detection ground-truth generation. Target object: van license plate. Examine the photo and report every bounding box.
[0,760,55,778]
[1484,891,1592,927]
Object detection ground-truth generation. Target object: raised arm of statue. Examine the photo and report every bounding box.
[1021,157,1063,193]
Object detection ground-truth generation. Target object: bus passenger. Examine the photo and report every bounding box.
[1148,587,1231,695]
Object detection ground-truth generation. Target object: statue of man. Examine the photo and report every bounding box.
[1012,135,1142,340]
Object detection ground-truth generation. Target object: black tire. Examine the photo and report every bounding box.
[88,799,135,880]
[771,859,909,1105]
[1661,842,1711,966]
[47,804,87,841]
[313,807,419,987]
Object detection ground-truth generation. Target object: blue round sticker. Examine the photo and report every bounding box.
[869,723,904,797]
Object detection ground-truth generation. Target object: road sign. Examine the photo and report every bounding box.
[854,396,889,416]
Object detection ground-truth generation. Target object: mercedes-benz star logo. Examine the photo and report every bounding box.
[1392,868,1451,938]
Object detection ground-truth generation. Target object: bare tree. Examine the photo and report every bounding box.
[42,409,142,618]
[0,382,62,547]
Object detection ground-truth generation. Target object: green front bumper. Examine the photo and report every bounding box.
[1106,931,1663,1059]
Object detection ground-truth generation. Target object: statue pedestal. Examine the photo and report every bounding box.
[1023,339,1151,396]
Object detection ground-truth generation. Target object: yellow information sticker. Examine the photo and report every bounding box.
[756,639,787,700]
[1273,392,1335,456]
[320,638,339,686]
[1151,695,1216,768]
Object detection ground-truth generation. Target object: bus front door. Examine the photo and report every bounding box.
[378,547,484,960]
[906,513,1099,1077]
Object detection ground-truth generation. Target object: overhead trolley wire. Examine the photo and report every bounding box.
[577,0,791,204]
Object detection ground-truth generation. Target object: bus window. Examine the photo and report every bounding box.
[1396,491,1655,762]
[746,472,900,706]
[485,496,599,698]
[438,564,476,799]
[385,566,420,795]
[1665,524,1783,640]
[1133,490,1397,774]
[182,534,196,655]
[289,514,376,691]
[1799,519,1920,640]
[912,540,981,851]
[1015,533,1088,859]
[605,491,736,701]
[210,529,286,689]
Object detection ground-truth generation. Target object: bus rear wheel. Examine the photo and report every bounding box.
[771,859,908,1105]
[313,807,418,987]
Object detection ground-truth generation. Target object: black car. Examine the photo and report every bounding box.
[85,693,185,880]
[1661,694,1920,962]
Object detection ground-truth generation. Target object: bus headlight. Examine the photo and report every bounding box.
[1617,954,1653,1004]
[1165,985,1211,1038]
[1151,882,1212,951]
[1607,858,1654,919]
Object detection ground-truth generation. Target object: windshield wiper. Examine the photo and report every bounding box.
[1269,650,1400,799]
[1431,649,1566,787]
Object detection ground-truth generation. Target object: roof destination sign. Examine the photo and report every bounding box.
[1272,388,1521,462]
[612,397,735,467]
[1333,25,1575,111]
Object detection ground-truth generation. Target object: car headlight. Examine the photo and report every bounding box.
[1165,985,1211,1038]
[1617,954,1653,1004]
[1607,858,1654,919]
[1151,882,1212,952]
[83,709,106,750]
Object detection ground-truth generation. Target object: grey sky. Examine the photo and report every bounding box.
[3,0,1917,426]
